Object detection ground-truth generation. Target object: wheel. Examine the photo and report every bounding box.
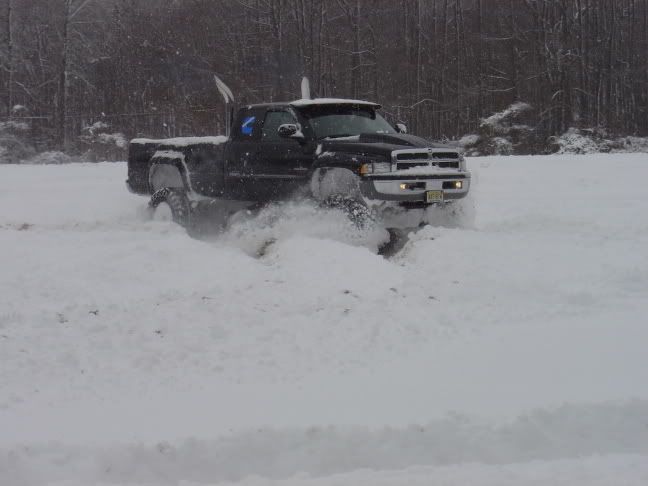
[149,187,191,227]
[323,194,375,228]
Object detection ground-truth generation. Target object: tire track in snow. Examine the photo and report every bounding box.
[2,401,647,486]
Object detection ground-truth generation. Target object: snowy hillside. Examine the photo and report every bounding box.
[1,154,647,485]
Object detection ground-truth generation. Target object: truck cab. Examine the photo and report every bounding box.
[222,99,471,206]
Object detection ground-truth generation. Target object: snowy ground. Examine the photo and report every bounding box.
[1,154,647,485]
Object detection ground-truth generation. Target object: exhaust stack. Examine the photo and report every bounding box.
[214,75,235,137]
[301,77,311,100]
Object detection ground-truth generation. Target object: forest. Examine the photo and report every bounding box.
[1,0,647,157]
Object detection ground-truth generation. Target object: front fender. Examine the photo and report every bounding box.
[310,167,362,201]
[312,151,367,173]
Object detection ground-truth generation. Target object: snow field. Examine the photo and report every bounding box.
[1,154,647,485]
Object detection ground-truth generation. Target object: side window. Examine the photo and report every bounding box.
[262,111,297,141]
[234,109,259,139]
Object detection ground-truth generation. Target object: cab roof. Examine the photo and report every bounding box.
[290,98,381,108]
[246,98,381,110]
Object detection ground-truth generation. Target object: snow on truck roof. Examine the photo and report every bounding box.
[130,136,228,147]
[290,98,381,108]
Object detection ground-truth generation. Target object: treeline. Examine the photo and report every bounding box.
[1,0,647,152]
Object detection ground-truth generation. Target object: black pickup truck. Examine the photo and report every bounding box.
[127,98,471,227]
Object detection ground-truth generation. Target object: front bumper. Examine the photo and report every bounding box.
[360,171,471,202]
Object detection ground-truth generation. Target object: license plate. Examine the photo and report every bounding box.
[426,190,444,203]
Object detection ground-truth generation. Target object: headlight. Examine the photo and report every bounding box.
[359,161,392,175]
[359,163,372,175]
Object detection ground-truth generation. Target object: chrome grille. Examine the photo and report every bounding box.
[391,148,461,171]
[434,161,459,168]
[396,152,429,161]
[432,152,459,160]
[396,161,429,170]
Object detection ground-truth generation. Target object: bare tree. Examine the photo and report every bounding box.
[3,0,12,117]
[2,0,647,153]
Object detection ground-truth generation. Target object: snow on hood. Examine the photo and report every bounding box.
[152,150,185,161]
[322,135,361,142]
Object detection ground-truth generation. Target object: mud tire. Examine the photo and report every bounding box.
[149,188,191,228]
[323,194,375,228]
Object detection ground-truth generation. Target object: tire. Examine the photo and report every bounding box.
[378,228,411,258]
[323,194,375,228]
[149,187,191,227]
[311,167,362,201]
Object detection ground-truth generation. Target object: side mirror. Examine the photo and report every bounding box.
[278,123,304,140]
[395,123,408,134]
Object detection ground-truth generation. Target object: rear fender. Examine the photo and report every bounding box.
[148,152,191,193]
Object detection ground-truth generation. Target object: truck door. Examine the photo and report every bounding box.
[225,107,264,200]
[250,108,314,200]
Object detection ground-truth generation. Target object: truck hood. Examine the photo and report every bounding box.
[319,133,452,159]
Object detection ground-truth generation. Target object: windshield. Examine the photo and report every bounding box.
[298,105,396,139]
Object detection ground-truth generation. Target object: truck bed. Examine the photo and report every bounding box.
[127,136,228,195]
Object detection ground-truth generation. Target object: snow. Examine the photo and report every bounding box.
[618,136,648,152]
[1,153,648,485]
[99,133,128,149]
[130,136,228,147]
[85,121,111,132]
[79,122,128,150]
[552,128,602,154]
[553,128,648,155]
[0,119,29,131]
[152,150,185,160]
[458,133,480,147]
[290,98,380,108]
[97,133,128,149]
[322,135,360,141]
[480,102,532,133]
[20,151,75,165]
[490,136,513,154]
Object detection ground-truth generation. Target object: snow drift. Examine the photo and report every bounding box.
[1,154,647,485]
